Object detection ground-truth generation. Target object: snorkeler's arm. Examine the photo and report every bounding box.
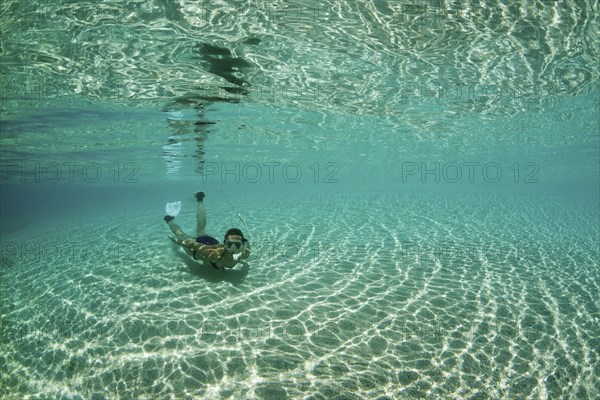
[180,239,222,262]
[205,248,223,264]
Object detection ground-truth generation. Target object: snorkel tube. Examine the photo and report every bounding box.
[237,213,249,233]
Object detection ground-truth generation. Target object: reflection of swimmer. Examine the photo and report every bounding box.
[164,192,250,270]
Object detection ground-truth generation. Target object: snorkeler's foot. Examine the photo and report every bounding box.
[164,215,175,223]
[194,191,205,202]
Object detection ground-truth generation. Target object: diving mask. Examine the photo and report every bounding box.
[224,239,243,253]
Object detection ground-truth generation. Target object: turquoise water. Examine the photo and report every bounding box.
[1,1,599,399]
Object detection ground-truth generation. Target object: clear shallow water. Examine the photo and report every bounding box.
[1,1,599,399]
[1,188,599,399]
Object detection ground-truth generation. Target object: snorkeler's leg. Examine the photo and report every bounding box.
[195,192,207,236]
[167,220,190,242]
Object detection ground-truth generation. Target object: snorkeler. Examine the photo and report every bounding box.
[164,192,250,270]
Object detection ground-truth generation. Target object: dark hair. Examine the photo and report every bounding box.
[224,228,244,242]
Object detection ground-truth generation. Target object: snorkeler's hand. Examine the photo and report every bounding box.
[241,239,250,259]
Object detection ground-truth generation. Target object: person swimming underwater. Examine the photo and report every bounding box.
[164,192,250,269]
